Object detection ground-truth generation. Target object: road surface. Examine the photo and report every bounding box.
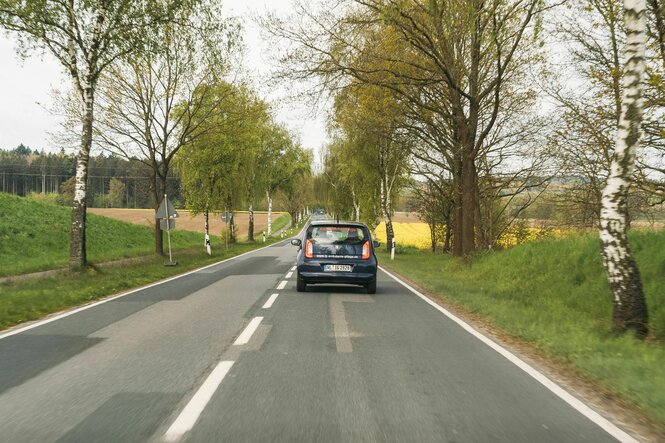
[0,237,634,442]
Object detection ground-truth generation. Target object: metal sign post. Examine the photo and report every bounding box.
[156,194,178,266]
[164,195,176,266]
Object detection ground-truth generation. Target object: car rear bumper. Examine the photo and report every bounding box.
[297,257,377,286]
[298,271,375,285]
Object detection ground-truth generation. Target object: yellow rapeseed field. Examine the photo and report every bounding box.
[374,222,432,249]
[494,226,569,248]
[375,221,570,249]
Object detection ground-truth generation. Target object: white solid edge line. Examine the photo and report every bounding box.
[276,280,287,290]
[163,360,234,442]
[378,266,638,443]
[262,293,279,309]
[233,317,263,346]
[0,241,279,341]
[285,271,293,279]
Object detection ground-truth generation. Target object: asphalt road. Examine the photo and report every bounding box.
[0,236,635,442]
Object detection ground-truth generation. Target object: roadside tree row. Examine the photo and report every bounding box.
[264,0,660,337]
[1,0,311,266]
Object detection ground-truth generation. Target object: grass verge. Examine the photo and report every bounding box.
[0,193,208,276]
[270,213,291,235]
[0,239,284,332]
[377,230,665,427]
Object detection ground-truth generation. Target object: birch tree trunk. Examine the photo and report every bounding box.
[380,179,395,254]
[377,143,397,253]
[151,174,165,256]
[230,213,236,243]
[266,192,273,237]
[204,209,209,243]
[204,209,211,255]
[351,188,360,222]
[69,83,95,270]
[248,204,255,242]
[599,0,649,338]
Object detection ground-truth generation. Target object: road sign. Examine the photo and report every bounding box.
[160,219,176,230]
[157,194,178,266]
[156,196,179,219]
[220,212,232,223]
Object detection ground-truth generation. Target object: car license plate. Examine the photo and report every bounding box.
[325,264,352,272]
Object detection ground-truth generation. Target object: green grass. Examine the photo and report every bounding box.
[378,231,665,426]
[0,193,210,276]
[270,213,291,235]
[0,192,290,330]
[0,241,276,331]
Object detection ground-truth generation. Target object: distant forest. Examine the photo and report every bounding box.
[0,144,182,208]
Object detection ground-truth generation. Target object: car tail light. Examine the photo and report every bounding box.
[362,241,370,259]
[305,239,314,258]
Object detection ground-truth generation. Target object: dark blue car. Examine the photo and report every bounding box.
[291,221,380,294]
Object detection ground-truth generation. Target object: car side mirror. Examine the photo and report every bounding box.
[291,239,302,247]
[373,240,380,248]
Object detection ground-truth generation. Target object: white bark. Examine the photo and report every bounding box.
[351,188,360,222]
[267,191,273,237]
[204,209,211,255]
[73,161,87,205]
[378,142,396,252]
[599,0,649,336]
[69,81,95,269]
[380,178,395,252]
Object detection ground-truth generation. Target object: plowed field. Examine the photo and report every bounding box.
[88,208,287,238]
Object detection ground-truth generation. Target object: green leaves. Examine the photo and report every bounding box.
[175,81,311,216]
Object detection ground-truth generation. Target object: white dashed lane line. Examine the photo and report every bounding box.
[276,280,287,290]
[290,266,296,271]
[233,317,264,346]
[285,271,293,279]
[163,360,235,442]
[263,293,279,309]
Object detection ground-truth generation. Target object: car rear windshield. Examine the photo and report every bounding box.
[306,225,369,258]
[307,226,367,244]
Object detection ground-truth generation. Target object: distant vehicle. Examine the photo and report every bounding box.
[291,221,380,294]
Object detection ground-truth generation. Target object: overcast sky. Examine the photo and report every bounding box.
[0,0,327,165]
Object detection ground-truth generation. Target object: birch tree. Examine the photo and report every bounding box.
[174,82,264,246]
[599,0,649,338]
[262,125,311,237]
[548,0,653,226]
[327,137,371,223]
[94,1,237,254]
[0,0,189,269]
[263,0,547,256]
[332,83,412,251]
[241,98,272,242]
[320,142,358,222]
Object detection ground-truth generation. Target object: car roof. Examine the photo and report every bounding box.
[307,220,369,228]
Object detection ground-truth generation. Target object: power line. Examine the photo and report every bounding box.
[0,172,180,180]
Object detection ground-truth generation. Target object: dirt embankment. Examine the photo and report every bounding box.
[88,208,287,237]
